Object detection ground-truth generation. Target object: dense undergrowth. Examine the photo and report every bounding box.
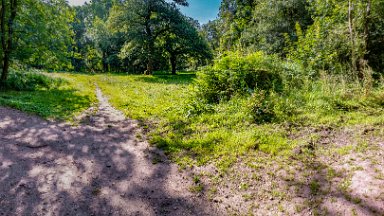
[192,52,384,126]
[0,70,96,120]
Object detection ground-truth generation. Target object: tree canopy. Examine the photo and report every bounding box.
[0,0,212,82]
[202,0,384,76]
[1,0,384,81]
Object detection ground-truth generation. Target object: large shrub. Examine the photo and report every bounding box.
[194,52,284,103]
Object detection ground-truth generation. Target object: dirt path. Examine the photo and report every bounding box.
[0,87,220,216]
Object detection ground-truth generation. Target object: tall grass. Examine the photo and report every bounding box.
[283,72,384,125]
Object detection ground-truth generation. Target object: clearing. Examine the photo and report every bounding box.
[1,72,384,215]
[0,86,219,215]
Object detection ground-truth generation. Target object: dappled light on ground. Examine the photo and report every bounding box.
[0,88,218,215]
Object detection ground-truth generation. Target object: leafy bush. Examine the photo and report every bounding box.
[194,52,284,103]
[2,70,65,91]
[247,91,276,123]
[247,91,298,123]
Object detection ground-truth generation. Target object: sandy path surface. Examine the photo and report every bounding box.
[0,88,219,216]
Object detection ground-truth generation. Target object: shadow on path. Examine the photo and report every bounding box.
[0,88,218,216]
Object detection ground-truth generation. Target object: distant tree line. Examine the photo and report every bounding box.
[2,0,384,85]
[0,0,212,85]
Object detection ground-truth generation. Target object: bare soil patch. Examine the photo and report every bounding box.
[192,126,384,215]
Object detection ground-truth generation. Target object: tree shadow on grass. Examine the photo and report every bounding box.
[0,89,93,120]
[0,107,217,215]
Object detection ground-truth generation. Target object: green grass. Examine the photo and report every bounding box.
[2,70,384,172]
[91,72,295,170]
[285,78,384,126]
[94,72,194,120]
[0,72,96,120]
[90,71,384,170]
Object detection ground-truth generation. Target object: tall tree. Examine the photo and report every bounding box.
[289,0,384,75]
[71,0,117,72]
[16,0,74,70]
[0,0,74,80]
[201,20,221,53]
[216,0,312,55]
[162,17,212,74]
[109,0,188,75]
[0,0,17,84]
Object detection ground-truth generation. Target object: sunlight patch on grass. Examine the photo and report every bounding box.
[0,72,96,120]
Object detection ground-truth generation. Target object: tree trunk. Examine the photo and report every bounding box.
[1,0,6,83]
[348,0,357,73]
[361,0,371,67]
[1,52,10,82]
[363,0,371,45]
[170,54,177,75]
[145,55,153,75]
[1,0,17,84]
[145,33,155,75]
[102,51,107,72]
[356,0,372,77]
[144,3,154,76]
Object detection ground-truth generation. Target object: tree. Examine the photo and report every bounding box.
[88,17,113,71]
[0,0,17,84]
[71,0,118,72]
[109,0,189,75]
[162,17,212,74]
[288,0,384,76]
[0,0,74,81]
[365,0,384,72]
[201,20,221,53]
[15,0,74,70]
[215,0,312,55]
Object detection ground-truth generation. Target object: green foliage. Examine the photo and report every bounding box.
[215,0,312,54]
[191,50,384,127]
[200,20,220,52]
[2,70,65,91]
[108,0,210,74]
[287,0,384,74]
[14,0,74,70]
[0,72,96,120]
[203,0,384,76]
[0,0,207,77]
[161,16,213,74]
[247,91,297,124]
[194,52,283,104]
